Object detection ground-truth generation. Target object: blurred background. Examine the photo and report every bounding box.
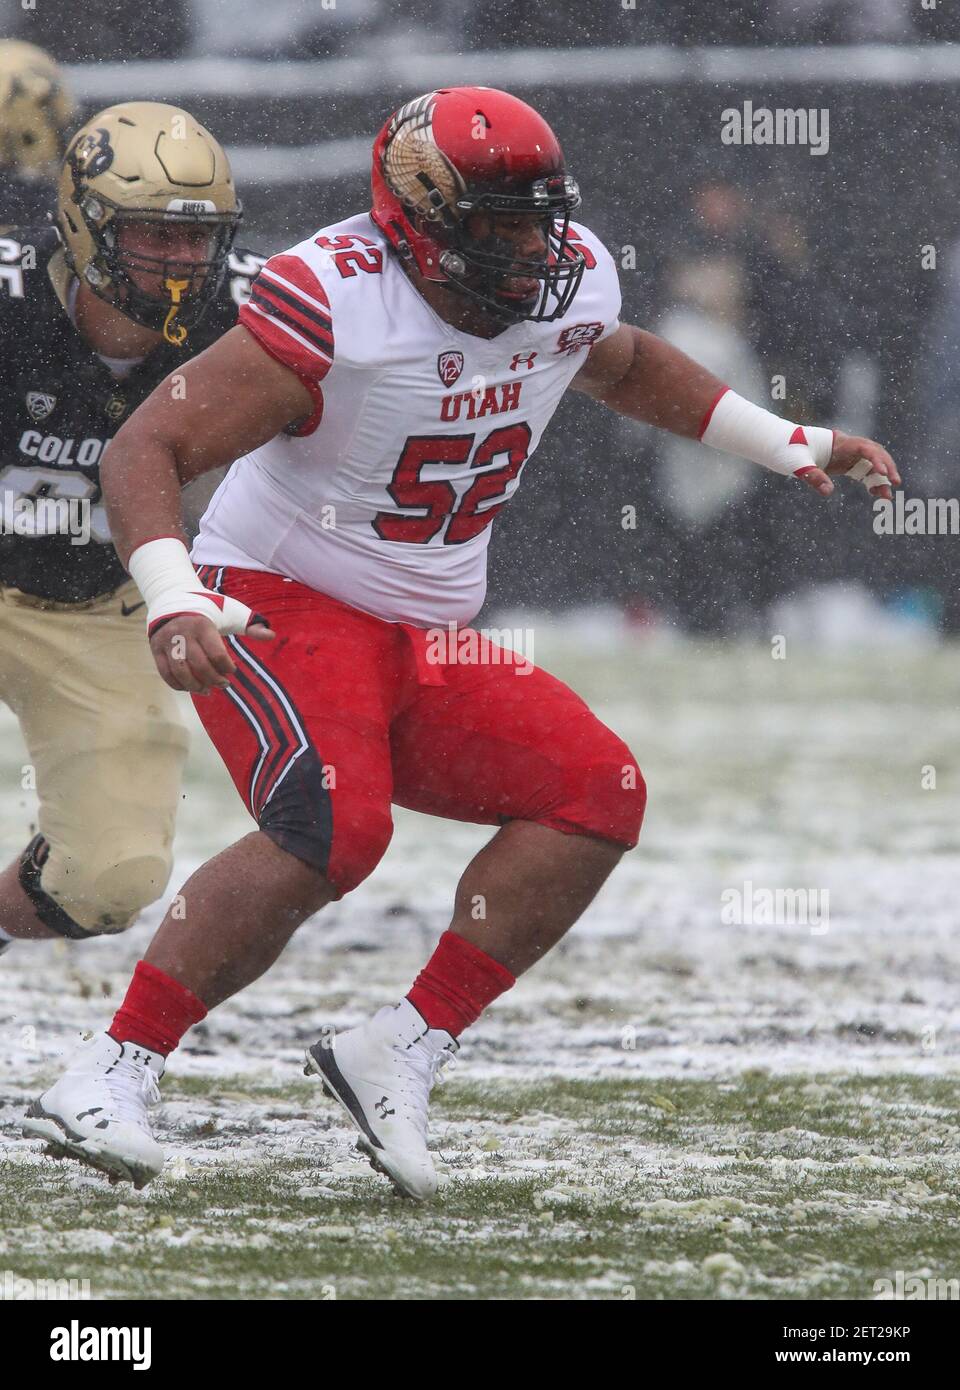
[2,0,959,638]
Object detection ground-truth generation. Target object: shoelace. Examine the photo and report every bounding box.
[99,1054,161,1129]
[392,1039,454,1136]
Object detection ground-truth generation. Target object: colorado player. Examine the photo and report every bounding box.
[24,88,899,1196]
[0,102,262,957]
[0,40,74,230]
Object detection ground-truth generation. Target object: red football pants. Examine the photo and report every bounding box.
[192,567,646,896]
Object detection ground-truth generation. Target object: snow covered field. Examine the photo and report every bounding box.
[2,623,959,1299]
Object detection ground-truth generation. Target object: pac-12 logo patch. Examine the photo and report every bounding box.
[437,350,464,387]
[26,391,56,421]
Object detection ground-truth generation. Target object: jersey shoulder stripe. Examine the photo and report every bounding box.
[249,282,334,359]
[239,251,335,382]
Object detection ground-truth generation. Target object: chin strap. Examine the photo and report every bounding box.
[162,276,190,345]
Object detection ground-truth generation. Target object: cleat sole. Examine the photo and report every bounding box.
[21,1109,159,1191]
[355,1135,423,1200]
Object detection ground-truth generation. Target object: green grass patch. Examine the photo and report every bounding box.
[4,1072,960,1299]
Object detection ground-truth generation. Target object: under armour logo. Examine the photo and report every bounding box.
[375,1096,395,1118]
[509,351,537,372]
[76,1107,109,1129]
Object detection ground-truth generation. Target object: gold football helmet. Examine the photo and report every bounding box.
[57,101,241,343]
[0,40,74,177]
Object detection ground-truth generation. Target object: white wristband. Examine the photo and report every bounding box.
[128,537,200,612]
[128,537,259,638]
[701,389,833,478]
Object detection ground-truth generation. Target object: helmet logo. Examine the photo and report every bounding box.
[437,350,464,386]
[71,126,113,179]
[382,92,463,227]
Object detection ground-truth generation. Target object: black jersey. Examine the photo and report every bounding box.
[0,225,265,602]
[0,173,56,232]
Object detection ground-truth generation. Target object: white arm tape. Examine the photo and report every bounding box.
[128,537,258,638]
[701,389,834,478]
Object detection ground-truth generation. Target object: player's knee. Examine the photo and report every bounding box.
[87,848,174,924]
[256,746,394,899]
[326,806,394,895]
[547,733,647,849]
[21,833,174,938]
[613,750,647,845]
[260,797,393,899]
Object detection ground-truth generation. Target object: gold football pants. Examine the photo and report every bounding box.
[0,579,188,933]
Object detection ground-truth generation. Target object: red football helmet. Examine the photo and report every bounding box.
[370,87,585,324]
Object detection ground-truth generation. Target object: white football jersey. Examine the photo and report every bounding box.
[192,212,622,627]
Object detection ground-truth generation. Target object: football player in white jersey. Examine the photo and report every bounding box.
[23,88,898,1197]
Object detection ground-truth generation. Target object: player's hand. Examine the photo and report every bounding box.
[799,430,901,501]
[150,612,275,694]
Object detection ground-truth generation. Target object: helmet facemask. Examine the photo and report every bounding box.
[437,176,585,325]
[77,195,241,343]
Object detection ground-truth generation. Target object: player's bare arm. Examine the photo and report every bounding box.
[571,322,901,501]
[101,325,313,693]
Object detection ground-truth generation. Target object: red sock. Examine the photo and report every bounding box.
[109,960,208,1057]
[407,931,515,1037]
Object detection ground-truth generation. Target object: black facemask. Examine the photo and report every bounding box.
[80,207,241,343]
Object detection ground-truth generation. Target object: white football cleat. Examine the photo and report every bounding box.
[306,999,458,1201]
[22,1031,165,1189]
